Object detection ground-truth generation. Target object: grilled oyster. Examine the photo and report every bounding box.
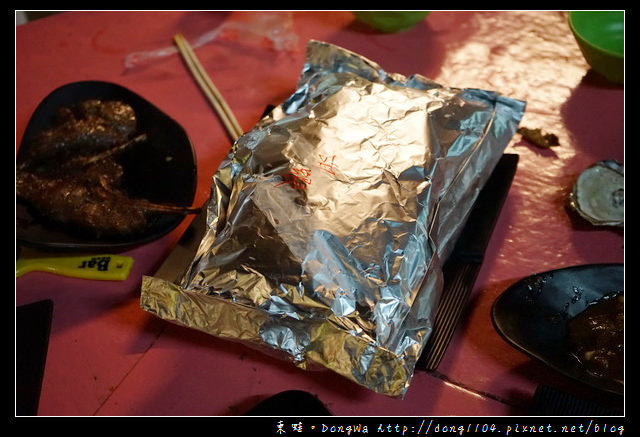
[568,160,624,227]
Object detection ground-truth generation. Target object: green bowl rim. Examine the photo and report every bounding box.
[568,11,624,59]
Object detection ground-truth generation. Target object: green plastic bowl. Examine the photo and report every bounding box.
[352,11,430,33]
[569,11,624,84]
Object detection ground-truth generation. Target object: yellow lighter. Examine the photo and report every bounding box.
[16,253,134,281]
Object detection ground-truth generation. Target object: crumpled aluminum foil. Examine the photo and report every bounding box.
[140,40,525,397]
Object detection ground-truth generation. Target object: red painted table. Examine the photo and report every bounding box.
[15,11,624,417]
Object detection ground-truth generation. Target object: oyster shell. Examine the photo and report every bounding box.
[569,160,624,227]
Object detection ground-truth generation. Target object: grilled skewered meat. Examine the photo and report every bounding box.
[16,165,197,237]
[17,99,198,237]
[23,99,137,171]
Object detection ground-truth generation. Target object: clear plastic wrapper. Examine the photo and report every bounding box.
[124,11,298,69]
[140,40,525,397]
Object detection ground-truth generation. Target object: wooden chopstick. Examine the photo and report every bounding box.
[173,33,243,142]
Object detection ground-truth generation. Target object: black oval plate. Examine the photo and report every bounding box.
[492,263,624,396]
[16,81,197,251]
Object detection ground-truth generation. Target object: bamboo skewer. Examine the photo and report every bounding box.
[173,33,243,142]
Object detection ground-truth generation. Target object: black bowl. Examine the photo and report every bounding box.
[16,81,197,251]
[492,263,624,396]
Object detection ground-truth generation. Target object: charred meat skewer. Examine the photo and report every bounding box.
[17,99,199,237]
[23,99,138,168]
[18,132,149,177]
[16,168,199,237]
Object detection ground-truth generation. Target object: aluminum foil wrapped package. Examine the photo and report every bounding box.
[140,40,525,397]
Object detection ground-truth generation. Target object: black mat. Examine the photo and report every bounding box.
[417,153,519,370]
[16,299,53,416]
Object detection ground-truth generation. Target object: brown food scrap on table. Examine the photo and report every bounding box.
[517,127,560,149]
